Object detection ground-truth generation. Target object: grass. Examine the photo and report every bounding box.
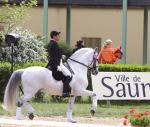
[0,100,150,118]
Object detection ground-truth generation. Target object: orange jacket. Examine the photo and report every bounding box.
[98,47,116,64]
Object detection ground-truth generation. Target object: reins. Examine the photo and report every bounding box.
[68,58,94,70]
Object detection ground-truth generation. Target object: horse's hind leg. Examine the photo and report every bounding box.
[16,94,35,120]
[16,97,24,120]
[23,94,35,120]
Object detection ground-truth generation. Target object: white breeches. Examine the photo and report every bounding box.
[60,62,71,77]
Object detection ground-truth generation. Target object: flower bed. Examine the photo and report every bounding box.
[123,109,150,127]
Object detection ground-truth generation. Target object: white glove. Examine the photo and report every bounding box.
[57,66,62,71]
[62,55,66,60]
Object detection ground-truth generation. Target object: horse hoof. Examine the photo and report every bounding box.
[68,119,77,123]
[90,109,95,116]
[29,113,34,120]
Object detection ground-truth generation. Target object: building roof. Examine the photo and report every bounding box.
[0,0,150,7]
[38,0,150,7]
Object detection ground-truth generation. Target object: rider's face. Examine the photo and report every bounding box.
[106,43,112,48]
[53,34,60,42]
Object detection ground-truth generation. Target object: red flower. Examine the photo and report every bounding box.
[124,114,128,119]
[123,119,128,126]
[123,109,150,127]
[133,113,141,118]
[129,109,135,114]
[143,111,149,116]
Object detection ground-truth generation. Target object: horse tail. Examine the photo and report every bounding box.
[3,69,24,111]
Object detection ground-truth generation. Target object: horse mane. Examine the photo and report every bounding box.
[70,48,93,59]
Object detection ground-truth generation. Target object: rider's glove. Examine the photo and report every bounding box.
[57,66,62,71]
[62,55,66,63]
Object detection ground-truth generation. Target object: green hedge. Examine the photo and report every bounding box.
[99,64,150,72]
[15,62,47,70]
[0,62,47,101]
[0,62,150,102]
[0,62,11,101]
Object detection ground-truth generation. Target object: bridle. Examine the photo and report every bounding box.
[68,51,98,70]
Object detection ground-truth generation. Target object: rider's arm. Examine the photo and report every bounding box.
[49,42,61,68]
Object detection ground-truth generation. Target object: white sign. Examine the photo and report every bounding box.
[92,72,150,100]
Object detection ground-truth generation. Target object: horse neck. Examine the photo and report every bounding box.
[70,48,93,64]
[68,50,93,73]
[69,60,88,75]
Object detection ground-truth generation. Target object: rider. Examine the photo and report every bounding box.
[47,30,72,97]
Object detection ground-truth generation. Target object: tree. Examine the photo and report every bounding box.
[0,27,47,63]
[0,0,37,31]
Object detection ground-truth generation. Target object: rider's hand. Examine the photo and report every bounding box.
[62,55,66,60]
[62,55,66,63]
[57,66,62,71]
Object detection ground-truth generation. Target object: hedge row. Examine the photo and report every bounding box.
[0,62,150,101]
[0,62,11,101]
[99,64,150,72]
[0,62,47,101]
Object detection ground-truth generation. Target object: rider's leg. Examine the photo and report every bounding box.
[62,75,72,97]
[60,63,72,97]
[60,62,71,77]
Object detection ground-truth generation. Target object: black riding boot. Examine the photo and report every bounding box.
[62,76,72,97]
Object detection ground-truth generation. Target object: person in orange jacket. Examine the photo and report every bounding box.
[98,39,117,64]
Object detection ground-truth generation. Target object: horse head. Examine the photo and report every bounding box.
[69,47,99,75]
[114,47,123,59]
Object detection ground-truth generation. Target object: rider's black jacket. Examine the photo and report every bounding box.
[47,40,62,70]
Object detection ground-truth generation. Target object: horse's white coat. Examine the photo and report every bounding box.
[3,48,99,122]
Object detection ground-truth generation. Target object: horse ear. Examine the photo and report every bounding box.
[94,47,98,52]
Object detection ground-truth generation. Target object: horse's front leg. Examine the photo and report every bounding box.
[91,95,97,116]
[67,96,76,123]
[76,89,97,116]
[76,89,96,97]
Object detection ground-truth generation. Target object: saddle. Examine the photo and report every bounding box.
[46,57,74,81]
[46,61,73,97]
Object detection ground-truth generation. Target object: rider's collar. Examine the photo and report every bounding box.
[51,39,58,42]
